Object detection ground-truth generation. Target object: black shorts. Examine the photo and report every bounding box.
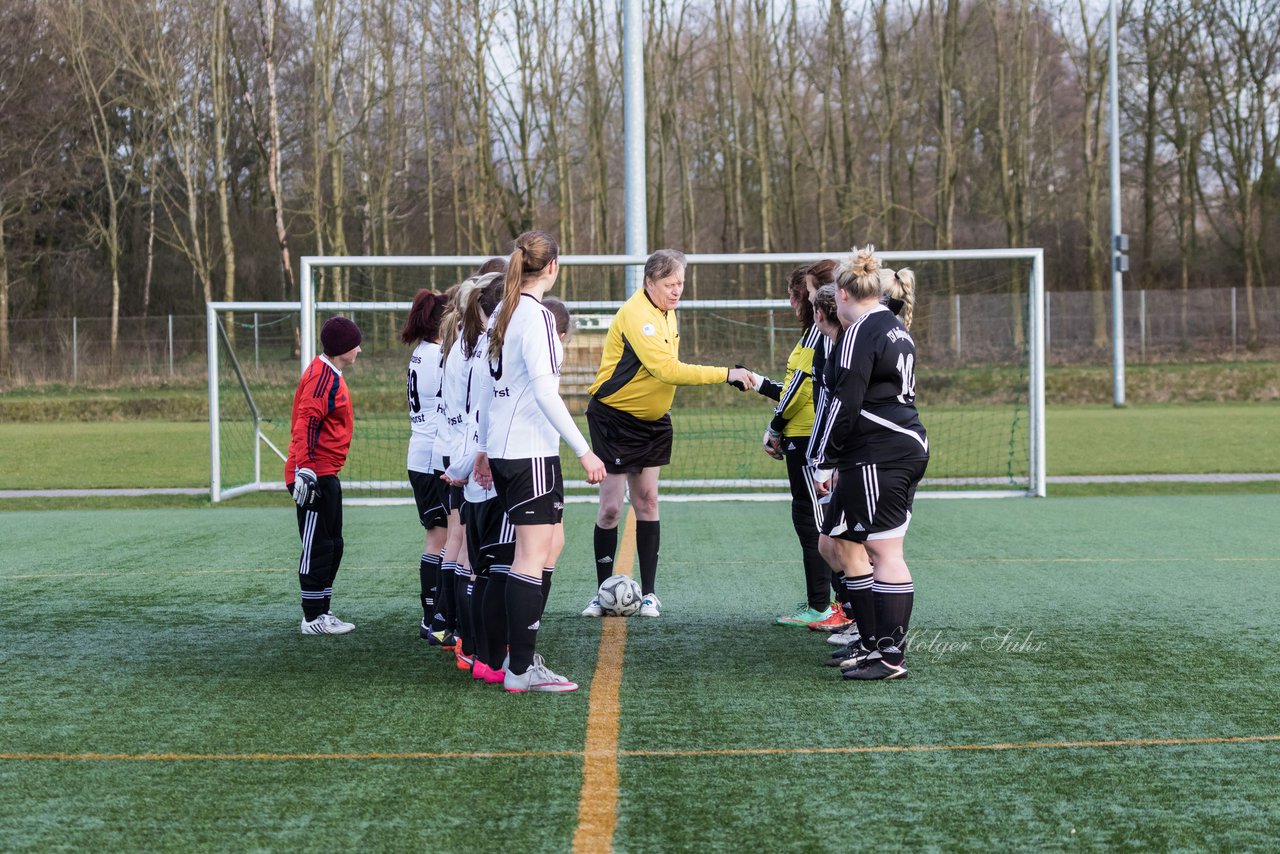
[409,469,448,529]
[818,493,858,542]
[834,458,928,543]
[586,397,673,474]
[463,497,515,575]
[489,456,564,525]
[440,456,465,513]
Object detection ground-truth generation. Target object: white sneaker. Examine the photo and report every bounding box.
[503,654,578,693]
[827,625,862,646]
[300,612,355,635]
[639,593,662,618]
[580,597,605,617]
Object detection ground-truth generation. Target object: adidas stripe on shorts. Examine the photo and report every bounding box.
[833,458,928,542]
[489,456,565,526]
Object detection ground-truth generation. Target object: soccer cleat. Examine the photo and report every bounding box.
[836,646,880,671]
[455,647,474,671]
[775,604,828,626]
[841,658,908,680]
[503,654,578,693]
[638,593,662,618]
[300,613,355,636]
[483,662,507,685]
[580,597,605,617]
[827,625,863,646]
[438,631,458,651]
[825,641,868,666]
[807,606,853,632]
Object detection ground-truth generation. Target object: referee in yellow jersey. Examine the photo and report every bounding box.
[581,249,756,618]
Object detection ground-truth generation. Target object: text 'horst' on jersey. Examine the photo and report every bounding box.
[407,340,443,473]
[485,294,564,460]
[818,305,928,469]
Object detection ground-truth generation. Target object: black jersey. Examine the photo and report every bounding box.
[812,306,927,468]
[806,335,837,467]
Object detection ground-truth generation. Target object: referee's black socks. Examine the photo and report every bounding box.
[594,525,618,586]
[636,520,660,596]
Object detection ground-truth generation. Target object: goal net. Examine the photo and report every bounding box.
[208,250,1045,502]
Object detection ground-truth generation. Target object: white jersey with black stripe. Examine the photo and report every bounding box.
[407,340,442,473]
[438,331,471,465]
[484,293,564,459]
[460,331,497,504]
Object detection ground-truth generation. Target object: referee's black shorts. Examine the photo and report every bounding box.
[586,397,673,474]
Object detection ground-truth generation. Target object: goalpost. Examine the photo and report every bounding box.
[208,250,1045,503]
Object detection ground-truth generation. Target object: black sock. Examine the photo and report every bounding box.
[594,524,618,585]
[872,581,914,665]
[636,520,660,596]
[419,552,439,622]
[438,561,458,633]
[471,575,490,666]
[541,566,554,615]
[831,570,844,610]
[506,572,543,676]
[843,574,876,650]
[456,570,473,654]
[481,570,509,670]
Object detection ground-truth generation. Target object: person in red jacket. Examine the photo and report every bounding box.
[285,316,362,635]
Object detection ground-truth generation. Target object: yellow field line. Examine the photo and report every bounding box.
[4,734,1276,763]
[572,507,637,854]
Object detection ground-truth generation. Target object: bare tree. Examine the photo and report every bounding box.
[52,0,131,362]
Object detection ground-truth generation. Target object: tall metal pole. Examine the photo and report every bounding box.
[622,0,647,297]
[1108,0,1126,406]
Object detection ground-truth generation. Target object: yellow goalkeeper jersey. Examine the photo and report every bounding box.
[589,289,728,421]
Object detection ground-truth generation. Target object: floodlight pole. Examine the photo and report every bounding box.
[622,0,647,297]
[1108,0,1126,407]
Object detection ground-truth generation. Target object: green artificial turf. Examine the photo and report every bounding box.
[2,497,1278,850]
[2,402,1278,494]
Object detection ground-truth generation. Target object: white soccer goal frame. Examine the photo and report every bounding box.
[208,249,1046,502]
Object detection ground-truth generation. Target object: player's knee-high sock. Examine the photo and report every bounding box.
[505,572,543,676]
[438,559,458,634]
[429,548,448,633]
[470,574,490,665]
[540,566,554,615]
[481,568,509,670]
[636,520,660,596]
[872,581,913,665]
[594,525,618,585]
[457,571,474,656]
[419,552,440,622]
[843,574,876,650]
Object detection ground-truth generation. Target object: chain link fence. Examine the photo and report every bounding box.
[1,286,1276,389]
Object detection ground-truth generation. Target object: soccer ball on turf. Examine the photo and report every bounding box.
[597,574,643,617]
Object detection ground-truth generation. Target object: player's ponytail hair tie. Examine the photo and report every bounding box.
[835,244,884,303]
[490,230,560,361]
